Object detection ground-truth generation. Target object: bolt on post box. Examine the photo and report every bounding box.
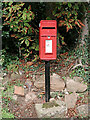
[39,20,57,60]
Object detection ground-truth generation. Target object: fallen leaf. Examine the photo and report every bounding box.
[34,64,38,67]
[27,62,33,66]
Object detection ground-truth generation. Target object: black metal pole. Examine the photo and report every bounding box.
[45,61,50,102]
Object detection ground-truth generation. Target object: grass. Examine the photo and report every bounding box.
[2,109,14,118]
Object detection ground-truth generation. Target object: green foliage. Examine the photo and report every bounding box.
[2,84,14,118]
[2,2,88,54]
[2,109,14,118]
[53,2,86,31]
[51,92,59,98]
[51,92,64,98]
[1,79,23,118]
[2,84,14,102]
[2,2,38,58]
[7,64,19,72]
[69,35,89,84]
[1,49,20,70]
[53,2,87,47]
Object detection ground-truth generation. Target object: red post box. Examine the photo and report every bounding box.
[39,20,57,60]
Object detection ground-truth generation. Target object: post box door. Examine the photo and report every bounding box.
[39,36,57,60]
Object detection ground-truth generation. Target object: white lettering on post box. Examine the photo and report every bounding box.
[45,40,52,53]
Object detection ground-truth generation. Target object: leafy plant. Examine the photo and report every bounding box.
[53,2,88,51]
[53,3,85,32]
[2,109,14,118]
[2,2,38,58]
[51,92,61,98]
[69,34,89,85]
[7,64,19,73]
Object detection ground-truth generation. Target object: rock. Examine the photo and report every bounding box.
[65,92,78,108]
[25,92,36,102]
[3,73,7,77]
[66,78,87,92]
[25,79,33,86]
[34,73,65,91]
[0,77,3,80]
[15,70,25,75]
[35,100,67,118]
[76,104,88,116]
[56,100,66,106]
[49,98,55,102]
[14,86,24,96]
[32,74,36,81]
[11,73,21,80]
[50,73,65,91]
[13,95,17,101]
[34,81,44,89]
[63,88,69,95]
[18,70,25,75]
[32,88,38,92]
[0,87,4,91]
[23,86,27,89]
[72,77,83,82]
[57,96,61,100]
[34,75,45,89]
[2,77,9,85]
[25,83,31,91]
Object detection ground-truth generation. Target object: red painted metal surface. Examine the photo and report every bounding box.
[39,20,57,60]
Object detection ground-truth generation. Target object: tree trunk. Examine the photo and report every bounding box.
[76,12,89,65]
[80,12,89,47]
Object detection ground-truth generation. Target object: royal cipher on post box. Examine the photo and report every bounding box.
[39,20,57,60]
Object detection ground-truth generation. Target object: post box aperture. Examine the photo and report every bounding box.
[39,20,57,60]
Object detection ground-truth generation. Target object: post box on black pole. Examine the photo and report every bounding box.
[39,20,57,102]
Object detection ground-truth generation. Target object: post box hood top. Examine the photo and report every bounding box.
[40,20,57,28]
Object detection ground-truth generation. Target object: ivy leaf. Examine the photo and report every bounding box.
[17,13,21,17]
[28,5,31,10]
[22,13,26,20]
[20,40,25,44]
[35,45,39,51]
[32,14,35,19]
[19,3,25,7]
[24,23,29,27]
[78,20,85,27]
[30,46,35,49]
[68,3,72,8]
[21,47,25,50]
[75,21,82,28]
[25,39,29,46]
[74,4,79,10]
[19,37,23,41]
[8,2,13,6]
[52,10,56,15]
[46,17,51,20]
[58,6,61,10]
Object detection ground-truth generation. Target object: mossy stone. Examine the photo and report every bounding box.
[42,101,59,109]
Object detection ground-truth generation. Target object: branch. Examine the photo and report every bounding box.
[71,63,83,70]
